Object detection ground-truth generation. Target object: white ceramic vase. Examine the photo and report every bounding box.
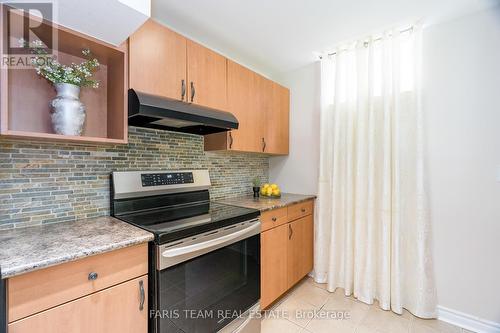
[50,83,86,136]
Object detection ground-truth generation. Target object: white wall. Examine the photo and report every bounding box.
[423,6,500,324]
[269,5,500,325]
[269,63,321,195]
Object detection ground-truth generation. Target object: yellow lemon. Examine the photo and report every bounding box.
[260,188,267,195]
[266,188,273,196]
[270,184,278,190]
[262,183,270,189]
[272,188,280,196]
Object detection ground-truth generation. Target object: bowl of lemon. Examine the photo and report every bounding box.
[260,183,281,198]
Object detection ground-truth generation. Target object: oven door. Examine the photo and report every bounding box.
[155,220,261,333]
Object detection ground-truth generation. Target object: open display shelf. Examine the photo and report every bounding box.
[0,6,128,144]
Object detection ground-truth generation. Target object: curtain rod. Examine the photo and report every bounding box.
[318,26,414,59]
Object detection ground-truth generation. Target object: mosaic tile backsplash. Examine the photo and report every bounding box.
[0,127,269,229]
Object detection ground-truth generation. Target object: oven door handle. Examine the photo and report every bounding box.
[162,222,260,259]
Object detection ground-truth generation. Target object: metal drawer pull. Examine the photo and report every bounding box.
[181,79,186,100]
[262,138,266,152]
[301,208,306,213]
[190,81,195,102]
[229,132,233,149]
[139,280,145,311]
[88,272,98,281]
[288,225,293,239]
[272,217,277,222]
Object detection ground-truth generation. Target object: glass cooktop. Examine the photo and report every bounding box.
[116,202,260,244]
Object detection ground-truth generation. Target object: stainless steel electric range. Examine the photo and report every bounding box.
[111,170,261,333]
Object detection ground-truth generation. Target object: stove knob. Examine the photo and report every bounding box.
[88,272,98,281]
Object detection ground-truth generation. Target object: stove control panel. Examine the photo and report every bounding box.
[141,172,194,187]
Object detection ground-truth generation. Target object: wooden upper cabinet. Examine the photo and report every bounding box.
[186,40,227,110]
[129,20,187,101]
[253,73,272,153]
[204,60,258,153]
[128,20,289,155]
[129,21,227,110]
[226,60,254,151]
[266,83,290,155]
[203,63,290,155]
[1,8,128,144]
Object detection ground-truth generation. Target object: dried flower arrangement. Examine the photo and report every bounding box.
[20,39,100,88]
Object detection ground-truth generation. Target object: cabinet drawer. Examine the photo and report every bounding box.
[260,207,288,231]
[287,200,314,222]
[8,275,148,333]
[8,243,148,323]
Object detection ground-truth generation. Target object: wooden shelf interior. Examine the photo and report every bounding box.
[1,7,127,142]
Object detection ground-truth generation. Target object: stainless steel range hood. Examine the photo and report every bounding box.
[128,89,238,135]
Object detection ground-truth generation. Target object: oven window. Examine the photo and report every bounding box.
[157,234,260,333]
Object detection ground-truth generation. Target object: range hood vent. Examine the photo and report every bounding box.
[128,89,238,135]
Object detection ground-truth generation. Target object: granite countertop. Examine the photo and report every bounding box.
[0,216,154,279]
[217,193,316,212]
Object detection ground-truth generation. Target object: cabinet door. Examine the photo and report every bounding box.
[225,60,255,152]
[187,40,227,110]
[129,20,187,101]
[266,83,290,155]
[253,73,272,153]
[203,60,247,152]
[287,215,314,288]
[261,224,288,309]
[8,276,148,333]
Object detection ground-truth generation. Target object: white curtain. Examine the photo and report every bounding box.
[314,25,437,318]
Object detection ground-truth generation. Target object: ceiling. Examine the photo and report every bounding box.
[152,0,498,79]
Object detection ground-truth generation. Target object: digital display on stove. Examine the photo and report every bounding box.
[141,172,194,187]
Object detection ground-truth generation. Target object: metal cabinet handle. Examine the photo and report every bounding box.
[190,81,195,102]
[288,224,293,240]
[272,217,277,222]
[262,138,266,152]
[181,79,186,100]
[88,272,98,281]
[229,132,233,149]
[139,280,145,311]
[301,208,306,213]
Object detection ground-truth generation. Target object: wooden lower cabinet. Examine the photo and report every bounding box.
[8,244,148,323]
[8,276,148,333]
[287,215,314,288]
[260,200,314,309]
[261,224,288,308]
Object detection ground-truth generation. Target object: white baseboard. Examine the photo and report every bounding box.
[438,306,500,333]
